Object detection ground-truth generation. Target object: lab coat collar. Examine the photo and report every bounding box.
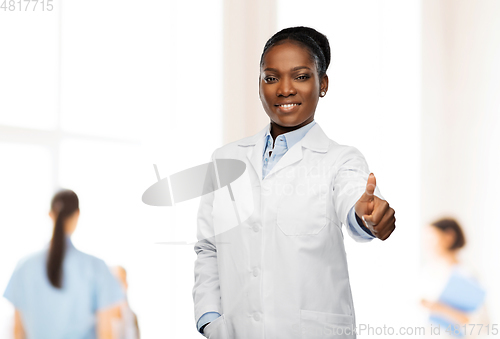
[238,121,330,182]
[237,121,330,153]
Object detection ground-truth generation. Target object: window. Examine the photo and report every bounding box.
[0,1,223,337]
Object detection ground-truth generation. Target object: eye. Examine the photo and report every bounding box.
[264,76,277,83]
[296,75,310,80]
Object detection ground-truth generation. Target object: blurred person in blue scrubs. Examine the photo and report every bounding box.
[420,218,490,338]
[3,189,125,339]
[111,266,140,339]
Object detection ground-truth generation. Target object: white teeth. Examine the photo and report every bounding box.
[279,103,299,108]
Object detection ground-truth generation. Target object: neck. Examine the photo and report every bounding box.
[441,250,459,265]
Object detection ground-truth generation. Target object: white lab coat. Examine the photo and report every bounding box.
[193,122,383,339]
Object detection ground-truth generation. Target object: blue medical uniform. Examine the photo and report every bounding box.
[3,236,125,339]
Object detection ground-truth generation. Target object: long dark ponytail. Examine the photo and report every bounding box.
[47,189,79,288]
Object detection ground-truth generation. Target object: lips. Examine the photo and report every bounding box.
[275,103,301,108]
[275,102,301,113]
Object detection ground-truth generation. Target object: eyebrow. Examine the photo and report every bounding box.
[263,66,312,72]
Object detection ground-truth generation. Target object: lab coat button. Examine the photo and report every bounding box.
[252,225,259,232]
[252,268,259,277]
[253,312,261,321]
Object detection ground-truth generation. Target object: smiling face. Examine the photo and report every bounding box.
[259,40,328,130]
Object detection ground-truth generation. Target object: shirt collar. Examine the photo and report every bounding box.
[45,235,76,252]
[238,120,329,153]
[263,120,317,153]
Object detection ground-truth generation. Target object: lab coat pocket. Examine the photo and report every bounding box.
[276,178,328,235]
[203,314,230,339]
[300,309,355,339]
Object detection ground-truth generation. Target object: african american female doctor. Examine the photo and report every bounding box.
[192,26,396,339]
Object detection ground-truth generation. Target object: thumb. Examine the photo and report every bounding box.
[359,173,376,202]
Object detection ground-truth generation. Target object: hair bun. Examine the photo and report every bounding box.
[303,27,330,71]
[260,26,331,77]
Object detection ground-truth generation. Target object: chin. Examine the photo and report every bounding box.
[270,113,297,125]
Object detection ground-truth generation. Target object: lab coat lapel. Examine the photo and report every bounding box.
[239,122,329,182]
[262,122,330,178]
[264,142,303,178]
[244,125,303,182]
[238,124,268,184]
[247,136,265,184]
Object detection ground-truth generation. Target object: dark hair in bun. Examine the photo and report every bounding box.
[260,26,331,79]
[431,217,466,251]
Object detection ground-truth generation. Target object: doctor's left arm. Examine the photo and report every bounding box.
[332,146,385,243]
[192,150,223,333]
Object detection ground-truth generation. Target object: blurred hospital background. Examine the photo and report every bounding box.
[0,0,499,337]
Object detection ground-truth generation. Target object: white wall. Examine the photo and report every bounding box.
[422,0,500,326]
[222,0,277,143]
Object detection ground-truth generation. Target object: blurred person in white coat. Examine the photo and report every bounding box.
[193,26,397,339]
[420,218,490,338]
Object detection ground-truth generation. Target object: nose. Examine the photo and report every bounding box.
[276,76,296,97]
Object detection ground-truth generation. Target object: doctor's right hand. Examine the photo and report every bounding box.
[202,314,230,339]
[354,173,396,240]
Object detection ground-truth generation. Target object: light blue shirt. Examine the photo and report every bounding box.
[197,120,374,333]
[3,237,125,339]
[262,120,317,179]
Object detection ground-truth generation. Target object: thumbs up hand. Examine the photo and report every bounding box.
[354,173,396,240]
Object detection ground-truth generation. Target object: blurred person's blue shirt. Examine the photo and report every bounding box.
[197,120,374,333]
[3,236,125,339]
